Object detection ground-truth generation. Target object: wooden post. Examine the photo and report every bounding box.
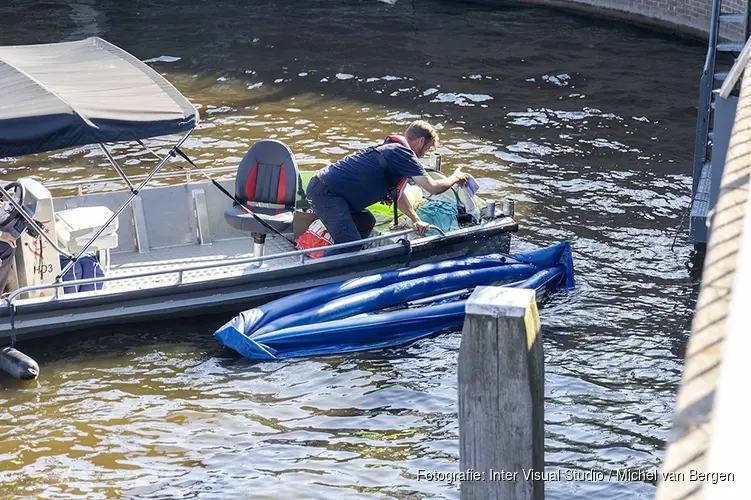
[459,286,544,500]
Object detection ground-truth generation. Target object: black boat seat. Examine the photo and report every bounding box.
[224,139,300,257]
[223,207,293,233]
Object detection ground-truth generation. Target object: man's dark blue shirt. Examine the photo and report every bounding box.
[318,140,426,211]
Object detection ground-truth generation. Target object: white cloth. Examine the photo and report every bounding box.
[461,175,480,221]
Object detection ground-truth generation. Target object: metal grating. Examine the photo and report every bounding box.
[104,236,299,292]
[690,163,713,242]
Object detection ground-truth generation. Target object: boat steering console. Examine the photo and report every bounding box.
[0,181,41,239]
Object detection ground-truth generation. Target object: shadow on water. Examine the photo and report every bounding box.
[8,313,228,365]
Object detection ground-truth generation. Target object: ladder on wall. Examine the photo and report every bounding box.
[689,0,751,246]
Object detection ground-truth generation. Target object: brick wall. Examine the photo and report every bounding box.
[510,0,748,40]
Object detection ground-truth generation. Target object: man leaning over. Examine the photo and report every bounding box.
[305,120,468,255]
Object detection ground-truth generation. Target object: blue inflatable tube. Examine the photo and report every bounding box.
[224,301,468,360]
[230,267,570,360]
[515,265,567,292]
[253,264,538,336]
[244,252,529,333]
[214,242,575,360]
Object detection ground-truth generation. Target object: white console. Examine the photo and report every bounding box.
[55,206,119,272]
[13,179,62,298]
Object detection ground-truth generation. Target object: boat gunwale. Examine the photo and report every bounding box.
[5,226,424,305]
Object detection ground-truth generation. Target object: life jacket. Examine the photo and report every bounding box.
[365,135,412,226]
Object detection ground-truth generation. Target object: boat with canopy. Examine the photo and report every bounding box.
[0,37,518,345]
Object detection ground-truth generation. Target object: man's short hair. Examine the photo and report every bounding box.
[405,120,439,149]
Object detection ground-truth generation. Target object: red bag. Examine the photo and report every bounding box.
[295,219,333,258]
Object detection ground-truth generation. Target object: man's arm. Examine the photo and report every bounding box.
[0,231,16,248]
[397,195,430,234]
[411,167,469,196]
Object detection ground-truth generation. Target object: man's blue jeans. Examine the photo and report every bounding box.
[306,176,376,256]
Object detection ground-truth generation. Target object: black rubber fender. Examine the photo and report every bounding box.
[0,347,39,380]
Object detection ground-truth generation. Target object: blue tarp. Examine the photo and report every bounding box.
[215,242,575,360]
[416,200,458,236]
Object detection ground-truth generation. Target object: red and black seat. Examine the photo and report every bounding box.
[224,140,299,253]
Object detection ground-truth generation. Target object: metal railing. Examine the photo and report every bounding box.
[57,130,195,282]
[719,38,751,98]
[4,225,446,306]
[42,154,442,194]
[692,0,723,197]
[8,152,454,306]
[43,159,332,195]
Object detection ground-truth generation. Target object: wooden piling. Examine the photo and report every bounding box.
[458,286,544,500]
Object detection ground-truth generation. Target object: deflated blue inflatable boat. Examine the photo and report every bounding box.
[214,242,575,360]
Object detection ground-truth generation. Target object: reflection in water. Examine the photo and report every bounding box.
[0,1,703,498]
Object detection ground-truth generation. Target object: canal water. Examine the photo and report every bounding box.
[0,1,704,498]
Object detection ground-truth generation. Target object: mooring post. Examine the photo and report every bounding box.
[458,286,544,500]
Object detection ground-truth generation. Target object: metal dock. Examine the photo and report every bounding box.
[689,0,750,246]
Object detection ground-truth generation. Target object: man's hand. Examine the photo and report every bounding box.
[413,220,430,235]
[0,232,16,248]
[413,166,471,196]
[451,167,469,187]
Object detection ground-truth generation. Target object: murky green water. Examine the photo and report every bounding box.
[0,1,704,498]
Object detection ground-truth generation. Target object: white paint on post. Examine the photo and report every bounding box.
[466,286,539,317]
[459,286,544,500]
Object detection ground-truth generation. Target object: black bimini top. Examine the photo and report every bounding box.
[0,37,198,158]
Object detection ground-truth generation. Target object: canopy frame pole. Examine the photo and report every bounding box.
[56,129,193,282]
[99,144,136,192]
[0,185,73,258]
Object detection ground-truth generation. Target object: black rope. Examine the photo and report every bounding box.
[393,195,398,228]
[9,303,16,347]
[670,198,694,252]
[398,237,412,267]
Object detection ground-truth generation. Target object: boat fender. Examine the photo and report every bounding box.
[0,346,39,380]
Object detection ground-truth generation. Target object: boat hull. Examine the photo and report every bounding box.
[0,218,516,343]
